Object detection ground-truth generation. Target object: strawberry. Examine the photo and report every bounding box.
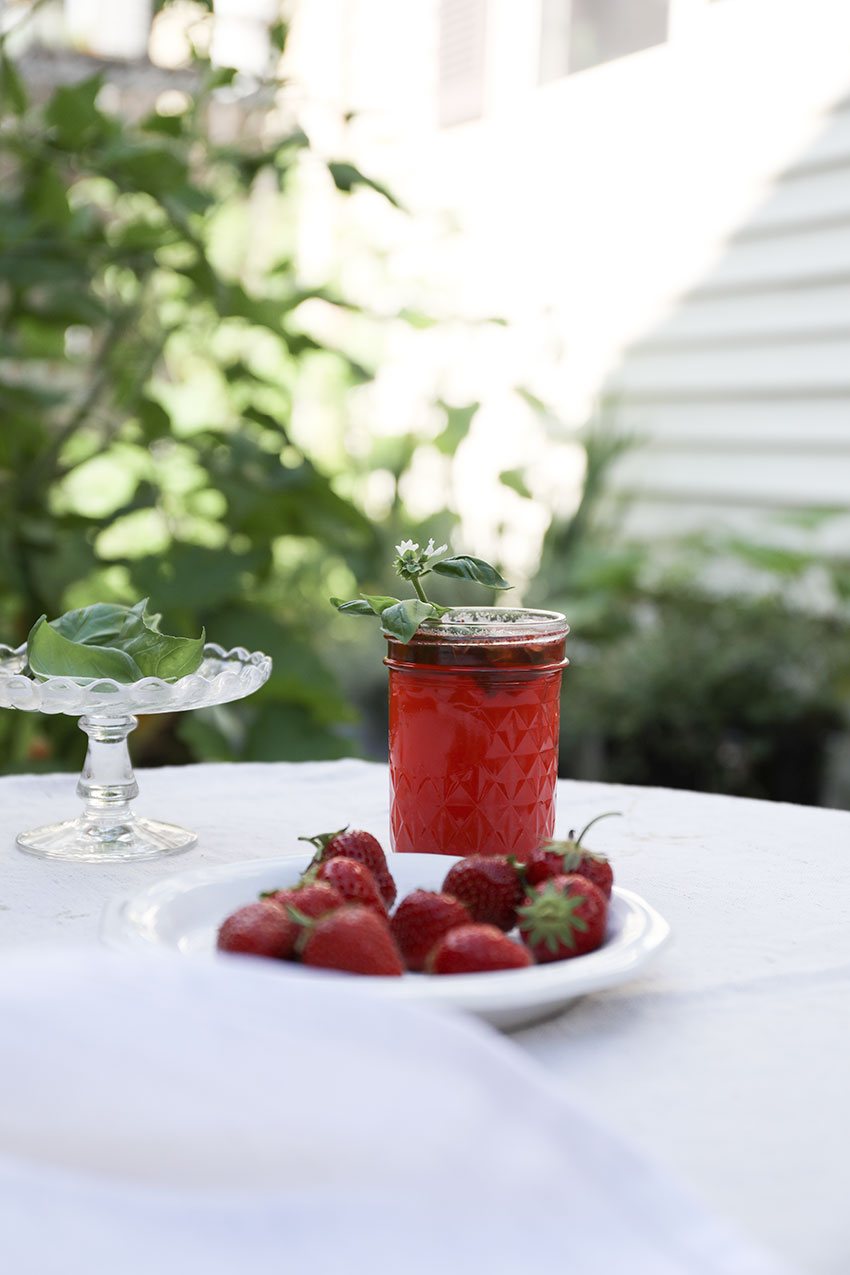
[425,924,532,975]
[315,857,388,917]
[441,855,525,931]
[517,874,608,962]
[216,901,298,959]
[390,890,471,971]
[524,813,619,898]
[297,904,404,976]
[265,881,344,919]
[300,826,397,907]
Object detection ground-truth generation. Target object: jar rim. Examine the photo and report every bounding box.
[384,607,568,641]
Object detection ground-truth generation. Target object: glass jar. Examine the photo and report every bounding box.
[384,608,568,859]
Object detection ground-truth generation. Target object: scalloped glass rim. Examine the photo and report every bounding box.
[0,642,272,716]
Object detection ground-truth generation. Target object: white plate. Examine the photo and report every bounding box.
[101,852,671,1030]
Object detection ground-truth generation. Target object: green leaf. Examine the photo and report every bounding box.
[28,602,204,683]
[330,597,375,616]
[16,317,66,360]
[499,468,532,500]
[327,161,399,207]
[269,20,289,53]
[50,602,141,646]
[360,594,401,615]
[433,401,479,455]
[28,167,72,227]
[140,111,186,139]
[119,614,206,679]
[398,308,437,330]
[106,143,189,197]
[207,66,239,90]
[379,598,437,643]
[136,397,173,442]
[274,129,310,158]
[27,615,143,683]
[44,75,105,147]
[431,556,512,590]
[1,50,27,115]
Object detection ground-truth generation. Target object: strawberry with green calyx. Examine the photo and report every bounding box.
[524,812,621,898]
[517,875,608,963]
[390,890,471,971]
[291,904,405,977]
[299,826,397,907]
[330,539,512,644]
[263,880,345,920]
[313,857,388,917]
[425,924,533,975]
[442,855,525,932]
[217,901,299,960]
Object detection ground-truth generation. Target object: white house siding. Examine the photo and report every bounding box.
[609,93,850,555]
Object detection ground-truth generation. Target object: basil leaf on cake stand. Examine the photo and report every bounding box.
[0,602,271,863]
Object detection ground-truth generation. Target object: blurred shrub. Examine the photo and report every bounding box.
[0,13,396,772]
[560,591,847,804]
[525,424,850,806]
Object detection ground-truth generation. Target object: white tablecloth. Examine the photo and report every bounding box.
[1,759,849,1273]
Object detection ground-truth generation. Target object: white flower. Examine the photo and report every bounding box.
[395,539,418,556]
[425,539,447,559]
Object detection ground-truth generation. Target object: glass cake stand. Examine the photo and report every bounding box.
[0,642,271,863]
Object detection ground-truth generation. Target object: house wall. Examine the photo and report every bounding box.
[287,0,850,565]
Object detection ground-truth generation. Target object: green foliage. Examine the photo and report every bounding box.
[522,413,850,806]
[0,11,392,771]
[561,591,848,804]
[332,541,511,641]
[27,600,204,682]
[431,555,511,590]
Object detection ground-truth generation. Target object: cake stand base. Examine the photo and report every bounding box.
[16,813,197,863]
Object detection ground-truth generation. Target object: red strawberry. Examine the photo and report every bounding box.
[441,856,525,931]
[266,881,344,919]
[517,874,608,962]
[390,890,471,971]
[425,924,532,975]
[300,826,397,907]
[315,857,388,917]
[525,813,619,898]
[298,904,404,976]
[217,901,298,959]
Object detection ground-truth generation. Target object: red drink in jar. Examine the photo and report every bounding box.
[385,608,568,859]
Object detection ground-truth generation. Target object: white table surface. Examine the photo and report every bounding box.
[1,758,849,1274]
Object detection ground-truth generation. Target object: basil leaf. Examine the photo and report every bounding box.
[379,598,437,643]
[360,594,401,616]
[117,611,206,679]
[27,601,205,683]
[27,615,145,683]
[51,602,141,646]
[431,555,512,590]
[330,597,375,616]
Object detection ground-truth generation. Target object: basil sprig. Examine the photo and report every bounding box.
[27,599,205,683]
[331,540,511,643]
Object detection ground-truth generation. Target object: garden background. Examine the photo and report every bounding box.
[2,0,849,808]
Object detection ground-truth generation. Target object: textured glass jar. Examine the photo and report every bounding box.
[384,608,568,859]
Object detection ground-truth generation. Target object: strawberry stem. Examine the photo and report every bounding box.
[298,826,348,855]
[286,904,316,958]
[573,811,622,848]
